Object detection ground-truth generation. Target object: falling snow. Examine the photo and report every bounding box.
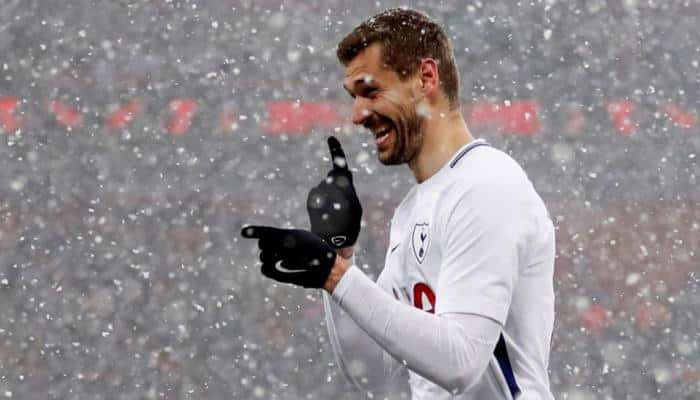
[0,1,698,399]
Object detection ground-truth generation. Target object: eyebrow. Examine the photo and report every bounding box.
[343,77,377,98]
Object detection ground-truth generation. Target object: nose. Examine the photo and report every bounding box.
[351,97,372,126]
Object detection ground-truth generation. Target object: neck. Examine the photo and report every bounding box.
[408,106,474,183]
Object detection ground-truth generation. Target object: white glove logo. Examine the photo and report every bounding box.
[331,235,347,247]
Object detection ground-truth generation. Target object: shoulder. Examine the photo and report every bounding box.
[455,146,527,182]
[444,146,531,204]
[434,146,537,239]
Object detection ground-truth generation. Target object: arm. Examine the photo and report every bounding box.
[240,154,526,394]
[322,253,404,392]
[323,175,527,394]
[326,261,500,394]
[323,253,404,391]
[322,290,405,391]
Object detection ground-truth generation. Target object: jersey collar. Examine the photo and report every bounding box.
[416,138,489,188]
[448,138,489,168]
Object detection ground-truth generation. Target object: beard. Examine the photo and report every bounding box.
[379,103,425,166]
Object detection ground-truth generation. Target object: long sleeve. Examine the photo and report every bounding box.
[322,251,405,392]
[323,290,405,392]
[331,265,501,395]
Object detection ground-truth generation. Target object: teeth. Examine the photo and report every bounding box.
[374,127,390,138]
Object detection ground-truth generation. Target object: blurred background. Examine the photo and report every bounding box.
[0,0,698,399]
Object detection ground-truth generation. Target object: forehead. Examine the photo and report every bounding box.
[343,43,394,89]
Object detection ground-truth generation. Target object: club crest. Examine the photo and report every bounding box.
[411,223,430,264]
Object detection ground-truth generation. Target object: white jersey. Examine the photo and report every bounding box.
[375,139,555,399]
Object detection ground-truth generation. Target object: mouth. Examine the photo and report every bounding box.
[372,125,394,147]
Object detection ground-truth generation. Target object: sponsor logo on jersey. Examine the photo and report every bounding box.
[391,282,436,314]
[411,223,430,264]
[413,282,435,314]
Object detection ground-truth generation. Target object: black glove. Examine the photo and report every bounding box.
[240,225,337,288]
[307,136,362,249]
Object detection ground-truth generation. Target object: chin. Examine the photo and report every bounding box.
[377,151,402,166]
[376,137,397,165]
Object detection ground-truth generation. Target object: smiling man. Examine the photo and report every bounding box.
[242,8,555,399]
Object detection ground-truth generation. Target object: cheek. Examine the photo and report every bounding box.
[377,93,411,120]
[380,90,403,105]
[391,85,420,106]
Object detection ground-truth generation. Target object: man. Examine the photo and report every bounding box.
[242,8,555,399]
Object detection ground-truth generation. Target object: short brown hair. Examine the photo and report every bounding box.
[337,8,460,108]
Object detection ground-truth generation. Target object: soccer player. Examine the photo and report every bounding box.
[242,8,555,399]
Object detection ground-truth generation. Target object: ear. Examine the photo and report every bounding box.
[417,58,440,98]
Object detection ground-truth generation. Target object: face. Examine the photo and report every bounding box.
[343,44,425,165]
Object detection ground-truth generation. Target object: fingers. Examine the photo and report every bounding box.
[327,136,349,172]
[261,262,289,282]
[241,225,302,254]
[260,251,280,264]
[261,262,299,284]
[240,225,285,240]
[260,258,309,284]
[307,186,327,210]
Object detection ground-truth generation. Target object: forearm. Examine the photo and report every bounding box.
[330,265,500,394]
[323,254,402,391]
[323,291,402,391]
